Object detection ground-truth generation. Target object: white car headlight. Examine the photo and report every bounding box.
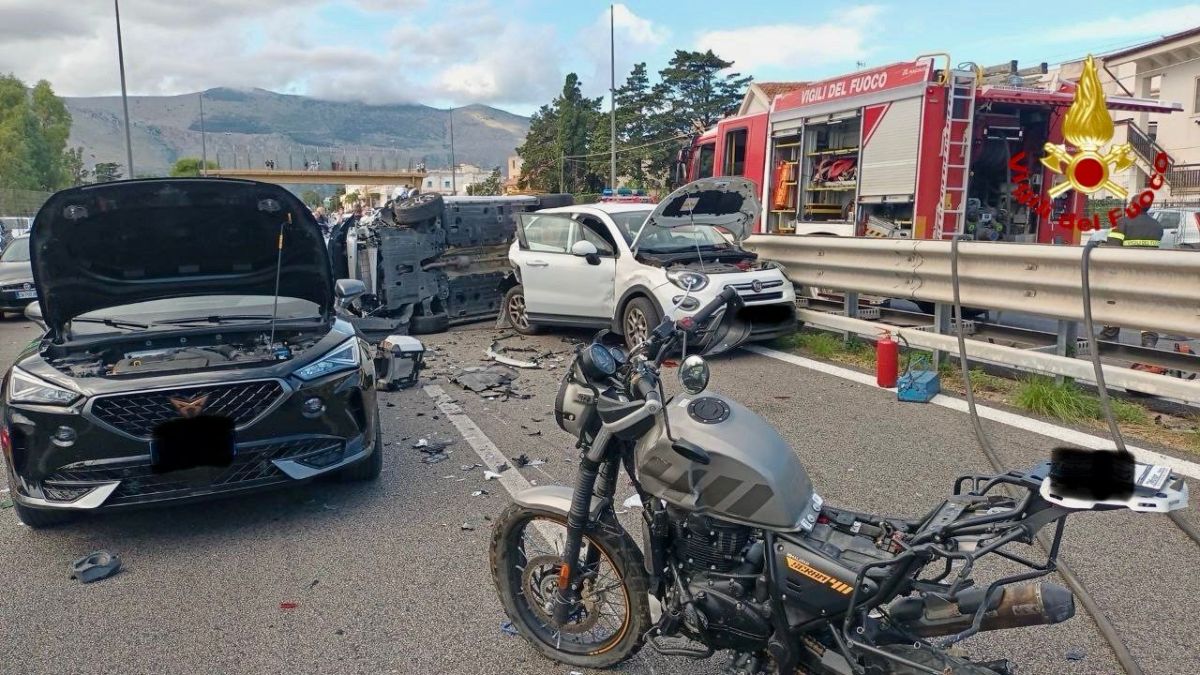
[8,368,80,406]
[295,338,360,381]
[667,270,708,291]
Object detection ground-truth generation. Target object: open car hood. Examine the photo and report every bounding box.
[640,177,758,244]
[31,179,332,338]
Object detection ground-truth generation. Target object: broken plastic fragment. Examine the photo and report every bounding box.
[484,471,502,480]
[499,620,518,636]
[70,550,122,584]
[471,490,489,497]
[622,495,642,509]
[460,522,475,531]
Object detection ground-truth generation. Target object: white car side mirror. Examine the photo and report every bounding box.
[571,240,598,257]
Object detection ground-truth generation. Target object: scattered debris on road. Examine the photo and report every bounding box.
[486,339,540,369]
[471,489,489,497]
[450,364,530,400]
[622,495,642,509]
[460,463,482,471]
[500,620,519,636]
[280,602,299,610]
[460,522,475,531]
[484,471,502,481]
[1065,648,1086,662]
[69,550,122,584]
[414,437,454,464]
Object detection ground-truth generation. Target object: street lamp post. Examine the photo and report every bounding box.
[199,92,207,175]
[114,0,135,176]
[448,106,457,195]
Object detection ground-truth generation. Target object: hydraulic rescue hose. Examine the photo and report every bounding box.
[1080,243,1200,547]
[950,236,1145,675]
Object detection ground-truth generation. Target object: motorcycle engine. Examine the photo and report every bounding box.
[669,510,773,650]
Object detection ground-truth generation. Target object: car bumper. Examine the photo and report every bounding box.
[4,369,377,512]
[0,288,36,312]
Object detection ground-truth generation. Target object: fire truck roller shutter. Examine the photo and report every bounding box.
[858,96,921,199]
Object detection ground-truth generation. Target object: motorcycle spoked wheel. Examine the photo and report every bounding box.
[489,504,651,668]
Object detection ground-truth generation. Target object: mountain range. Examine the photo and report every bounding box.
[63,88,530,177]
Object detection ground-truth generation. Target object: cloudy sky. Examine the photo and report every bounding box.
[0,0,1195,114]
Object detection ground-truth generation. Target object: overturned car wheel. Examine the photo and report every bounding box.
[393,193,443,225]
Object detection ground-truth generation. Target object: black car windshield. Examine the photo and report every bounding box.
[609,210,654,244]
[72,295,322,333]
[1,238,30,263]
[635,223,732,252]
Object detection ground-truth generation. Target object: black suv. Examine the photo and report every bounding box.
[2,179,382,528]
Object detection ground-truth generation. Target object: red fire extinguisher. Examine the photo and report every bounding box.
[876,332,899,388]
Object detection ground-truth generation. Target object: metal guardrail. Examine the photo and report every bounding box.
[743,236,1200,337]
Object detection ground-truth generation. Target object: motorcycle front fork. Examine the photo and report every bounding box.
[552,438,623,624]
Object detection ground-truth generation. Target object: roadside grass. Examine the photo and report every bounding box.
[772,328,1198,456]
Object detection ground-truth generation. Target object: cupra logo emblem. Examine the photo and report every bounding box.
[1041,55,1134,198]
[168,393,210,419]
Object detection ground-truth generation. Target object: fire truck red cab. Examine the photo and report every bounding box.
[685,56,1178,243]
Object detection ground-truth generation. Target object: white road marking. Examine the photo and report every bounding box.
[425,384,562,545]
[744,345,1200,481]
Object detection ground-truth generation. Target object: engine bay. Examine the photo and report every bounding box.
[44,328,326,378]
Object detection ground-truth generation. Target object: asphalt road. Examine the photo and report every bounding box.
[1,317,1197,675]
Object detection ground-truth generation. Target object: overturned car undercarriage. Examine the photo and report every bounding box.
[330,193,572,341]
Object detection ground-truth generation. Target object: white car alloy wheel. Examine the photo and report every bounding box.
[624,305,649,347]
[507,293,529,330]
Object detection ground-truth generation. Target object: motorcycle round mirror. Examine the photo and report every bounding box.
[679,354,710,395]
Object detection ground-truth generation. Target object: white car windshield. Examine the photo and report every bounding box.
[609,210,654,244]
[635,223,732,253]
[1,238,30,263]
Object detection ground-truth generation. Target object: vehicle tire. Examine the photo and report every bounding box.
[393,193,443,225]
[339,424,383,481]
[410,312,450,335]
[503,285,539,335]
[12,500,78,528]
[490,504,650,669]
[622,296,661,351]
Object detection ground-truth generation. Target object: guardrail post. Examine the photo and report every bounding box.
[932,303,952,368]
[842,292,859,343]
[1054,319,1078,384]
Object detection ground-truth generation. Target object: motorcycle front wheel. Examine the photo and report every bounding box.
[489,504,651,668]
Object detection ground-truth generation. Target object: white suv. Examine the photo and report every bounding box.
[501,178,797,350]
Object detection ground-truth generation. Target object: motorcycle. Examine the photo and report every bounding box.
[489,286,1190,674]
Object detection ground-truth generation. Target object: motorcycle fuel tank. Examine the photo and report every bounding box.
[634,392,820,532]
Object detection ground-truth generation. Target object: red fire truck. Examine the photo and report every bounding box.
[683,55,1177,244]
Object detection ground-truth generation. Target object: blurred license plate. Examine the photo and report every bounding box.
[15,290,35,299]
[151,417,235,473]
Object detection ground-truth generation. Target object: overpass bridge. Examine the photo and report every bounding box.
[206,168,426,186]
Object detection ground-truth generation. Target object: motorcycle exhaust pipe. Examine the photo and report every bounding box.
[887,582,1075,637]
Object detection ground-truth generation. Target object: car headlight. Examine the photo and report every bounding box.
[667,270,708,291]
[295,338,360,381]
[8,368,80,406]
[762,260,792,281]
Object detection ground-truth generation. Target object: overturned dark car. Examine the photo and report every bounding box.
[2,179,382,528]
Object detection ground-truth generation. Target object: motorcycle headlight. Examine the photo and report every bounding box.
[667,270,708,291]
[295,338,360,381]
[8,368,80,406]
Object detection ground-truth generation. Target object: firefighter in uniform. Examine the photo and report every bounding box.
[1099,208,1163,345]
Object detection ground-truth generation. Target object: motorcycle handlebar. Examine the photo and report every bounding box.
[634,372,660,401]
[688,286,743,328]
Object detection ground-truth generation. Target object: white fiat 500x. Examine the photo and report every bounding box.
[501,177,796,351]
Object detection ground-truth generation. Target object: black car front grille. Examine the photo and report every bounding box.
[44,437,345,506]
[90,380,286,438]
[739,291,784,303]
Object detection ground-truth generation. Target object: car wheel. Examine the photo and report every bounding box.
[622,297,661,351]
[393,193,443,225]
[504,285,540,335]
[339,424,383,482]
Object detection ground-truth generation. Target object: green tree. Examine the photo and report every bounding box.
[516,103,561,192]
[0,75,75,190]
[169,157,218,177]
[655,50,751,133]
[300,189,322,206]
[30,80,72,189]
[556,74,603,193]
[63,146,88,185]
[93,162,123,183]
[467,168,502,196]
